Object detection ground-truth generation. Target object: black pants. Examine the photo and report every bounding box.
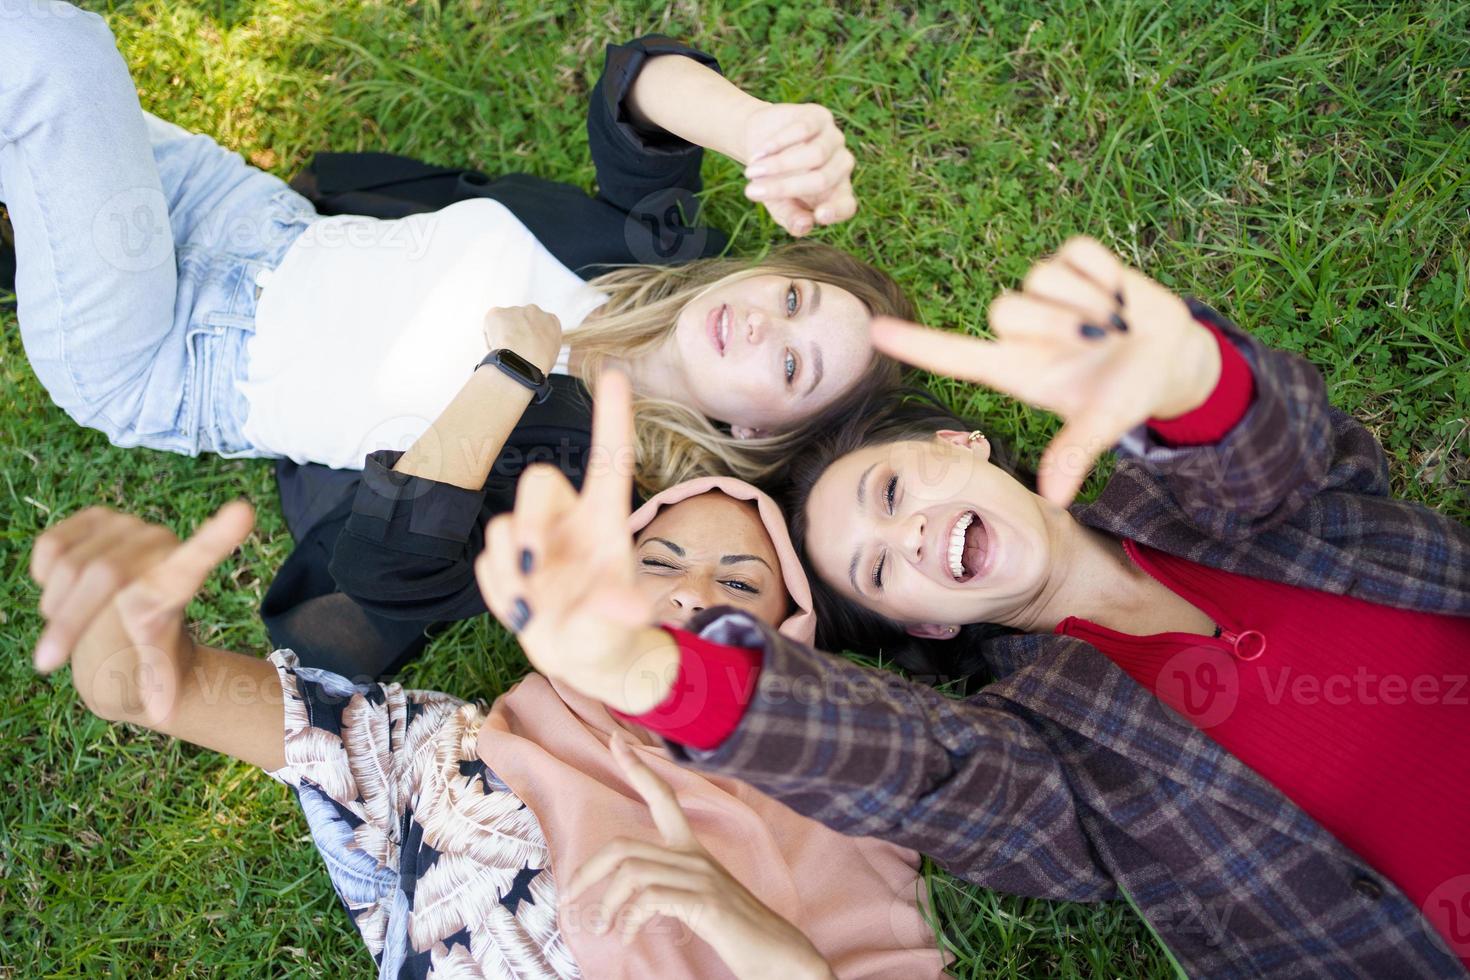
[261,460,437,681]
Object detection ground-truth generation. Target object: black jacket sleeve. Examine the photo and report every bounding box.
[587,35,722,214]
[585,36,728,265]
[328,449,504,623]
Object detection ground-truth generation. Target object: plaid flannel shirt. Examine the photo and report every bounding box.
[668,303,1470,979]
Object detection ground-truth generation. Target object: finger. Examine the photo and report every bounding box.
[743,127,842,179]
[1055,236,1128,304]
[564,837,707,903]
[613,886,705,944]
[764,198,815,237]
[989,290,1117,345]
[30,507,115,585]
[37,516,138,621]
[1037,409,1136,507]
[746,148,854,203]
[588,859,709,936]
[477,515,523,630]
[1020,260,1120,329]
[611,733,697,848]
[139,501,254,608]
[34,518,162,671]
[615,886,705,945]
[583,371,636,527]
[511,464,579,573]
[750,108,832,159]
[870,316,1056,392]
[813,186,857,226]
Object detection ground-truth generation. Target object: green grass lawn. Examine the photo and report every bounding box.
[3,0,1467,975]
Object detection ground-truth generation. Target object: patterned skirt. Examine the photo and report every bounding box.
[264,650,580,980]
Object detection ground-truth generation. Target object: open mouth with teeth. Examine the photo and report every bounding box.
[946,510,989,583]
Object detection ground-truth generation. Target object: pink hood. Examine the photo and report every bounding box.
[475,478,944,978]
[627,476,815,644]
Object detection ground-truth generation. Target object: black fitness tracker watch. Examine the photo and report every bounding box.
[477,349,553,404]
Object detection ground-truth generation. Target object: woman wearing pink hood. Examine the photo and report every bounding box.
[24,425,945,978]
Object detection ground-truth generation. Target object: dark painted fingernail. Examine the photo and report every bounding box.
[1114,289,1125,306]
[510,598,532,633]
[519,548,533,574]
[1079,323,1108,340]
[1108,312,1130,333]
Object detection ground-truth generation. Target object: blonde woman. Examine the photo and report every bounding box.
[6,4,914,673]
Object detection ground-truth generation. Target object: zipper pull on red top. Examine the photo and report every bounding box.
[1218,626,1267,661]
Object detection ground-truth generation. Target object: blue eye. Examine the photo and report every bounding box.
[784,349,798,383]
[786,283,800,316]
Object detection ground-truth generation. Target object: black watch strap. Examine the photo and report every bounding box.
[477,349,554,404]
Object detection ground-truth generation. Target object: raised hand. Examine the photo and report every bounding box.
[871,237,1223,506]
[481,304,564,375]
[563,734,835,980]
[28,502,256,725]
[741,102,857,237]
[474,372,678,713]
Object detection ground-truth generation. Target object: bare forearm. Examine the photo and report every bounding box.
[393,370,535,490]
[82,641,285,771]
[625,53,766,164]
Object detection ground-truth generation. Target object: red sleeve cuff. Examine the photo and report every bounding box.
[612,626,762,750]
[1147,319,1255,446]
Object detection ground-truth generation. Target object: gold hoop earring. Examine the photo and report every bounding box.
[968,430,985,444]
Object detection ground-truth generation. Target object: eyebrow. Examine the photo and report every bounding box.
[643,537,684,557]
[856,462,877,506]
[848,462,879,595]
[805,344,824,396]
[720,554,773,571]
[810,281,822,315]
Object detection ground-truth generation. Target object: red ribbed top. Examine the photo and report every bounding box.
[1058,540,1470,966]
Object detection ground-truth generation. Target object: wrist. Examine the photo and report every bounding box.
[602,626,680,714]
[1155,320,1223,420]
[467,364,539,406]
[730,98,774,166]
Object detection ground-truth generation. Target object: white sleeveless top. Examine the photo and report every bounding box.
[238,198,606,470]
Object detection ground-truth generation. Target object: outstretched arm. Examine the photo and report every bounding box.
[588,35,858,238]
[871,237,1413,540]
[28,503,285,771]
[608,39,857,236]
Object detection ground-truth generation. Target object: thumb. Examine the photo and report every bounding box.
[120,501,255,622]
[1037,411,1131,506]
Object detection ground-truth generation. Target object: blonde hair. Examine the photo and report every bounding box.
[577,241,914,496]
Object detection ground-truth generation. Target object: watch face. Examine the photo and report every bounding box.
[495,349,546,385]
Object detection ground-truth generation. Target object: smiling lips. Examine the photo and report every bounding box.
[945,509,989,583]
[706,303,731,357]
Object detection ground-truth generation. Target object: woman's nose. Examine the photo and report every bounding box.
[893,514,917,567]
[745,309,767,345]
[668,586,709,618]
[890,512,925,564]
